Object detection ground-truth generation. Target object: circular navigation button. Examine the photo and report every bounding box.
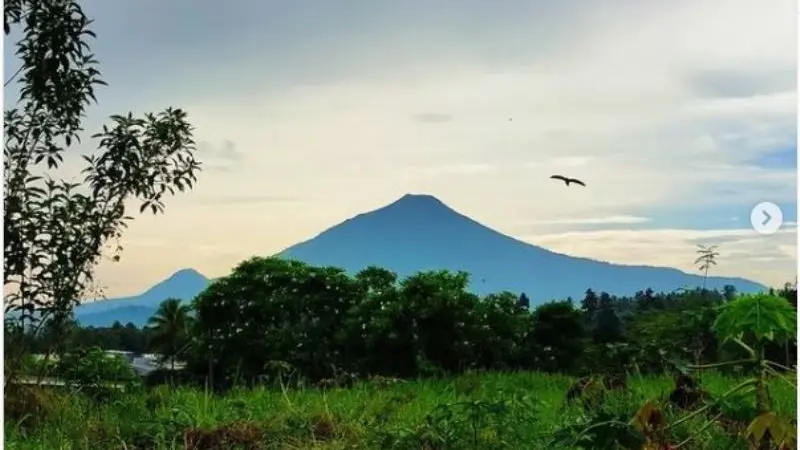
[750,202,783,235]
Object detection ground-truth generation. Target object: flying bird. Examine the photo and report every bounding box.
[550,175,586,187]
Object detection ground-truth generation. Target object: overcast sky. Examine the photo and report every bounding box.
[5,0,797,296]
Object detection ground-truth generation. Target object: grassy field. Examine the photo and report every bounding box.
[4,371,796,449]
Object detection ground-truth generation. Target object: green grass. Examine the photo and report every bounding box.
[5,371,796,449]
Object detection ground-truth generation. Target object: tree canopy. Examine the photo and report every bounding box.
[3,0,201,380]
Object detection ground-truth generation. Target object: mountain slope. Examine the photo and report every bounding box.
[74,193,767,327]
[76,305,161,328]
[279,193,766,304]
[74,268,210,327]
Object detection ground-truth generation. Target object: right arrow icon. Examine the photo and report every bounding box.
[762,211,772,226]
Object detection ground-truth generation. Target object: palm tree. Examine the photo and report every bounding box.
[694,245,720,290]
[146,298,192,371]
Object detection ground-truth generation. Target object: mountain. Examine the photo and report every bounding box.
[74,268,210,327]
[74,193,767,327]
[278,193,766,303]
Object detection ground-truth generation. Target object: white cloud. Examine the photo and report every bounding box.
[176,0,794,225]
[545,157,596,168]
[411,163,497,176]
[522,216,653,226]
[521,226,797,288]
[13,0,793,296]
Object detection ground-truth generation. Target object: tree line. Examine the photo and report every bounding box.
[13,256,795,390]
[8,320,154,355]
[185,257,796,388]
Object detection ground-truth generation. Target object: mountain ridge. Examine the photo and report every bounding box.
[278,194,763,300]
[74,193,766,327]
[74,268,211,327]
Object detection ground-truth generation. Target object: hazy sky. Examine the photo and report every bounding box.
[4,0,797,297]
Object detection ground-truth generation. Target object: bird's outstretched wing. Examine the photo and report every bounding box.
[550,174,586,187]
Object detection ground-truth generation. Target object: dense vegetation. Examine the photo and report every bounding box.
[14,257,797,385]
[3,1,797,449]
[183,258,796,385]
[6,257,798,449]
[6,370,797,450]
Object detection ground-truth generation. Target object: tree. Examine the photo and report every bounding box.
[397,270,481,374]
[119,322,148,354]
[189,257,363,384]
[633,287,662,311]
[475,292,530,369]
[344,267,413,376]
[694,245,720,289]
[529,300,587,373]
[692,293,796,449]
[766,282,798,367]
[3,0,201,379]
[592,292,623,344]
[146,298,193,371]
[722,285,737,302]
[354,265,398,296]
[683,305,718,365]
[518,292,530,309]
[580,288,599,322]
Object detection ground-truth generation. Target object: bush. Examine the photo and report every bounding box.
[143,368,201,388]
[4,384,71,432]
[56,346,141,401]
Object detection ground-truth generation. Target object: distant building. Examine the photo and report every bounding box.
[32,350,184,377]
[129,354,186,376]
[131,356,159,376]
[104,349,135,363]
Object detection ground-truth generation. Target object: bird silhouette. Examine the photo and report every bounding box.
[550,175,586,187]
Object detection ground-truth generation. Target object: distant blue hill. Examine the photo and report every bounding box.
[74,193,767,327]
[279,193,767,304]
[74,268,210,328]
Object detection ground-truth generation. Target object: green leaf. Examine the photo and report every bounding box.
[714,293,796,344]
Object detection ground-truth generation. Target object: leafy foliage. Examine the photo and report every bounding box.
[146,298,193,370]
[7,369,795,449]
[8,255,798,448]
[714,293,796,344]
[745,412,796,449]
[177,256,798,391]
[4,3,795,449]
[3,0,201,382]
[56,346,140,402]
[695,244,720,289]
[188,258,567,384]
